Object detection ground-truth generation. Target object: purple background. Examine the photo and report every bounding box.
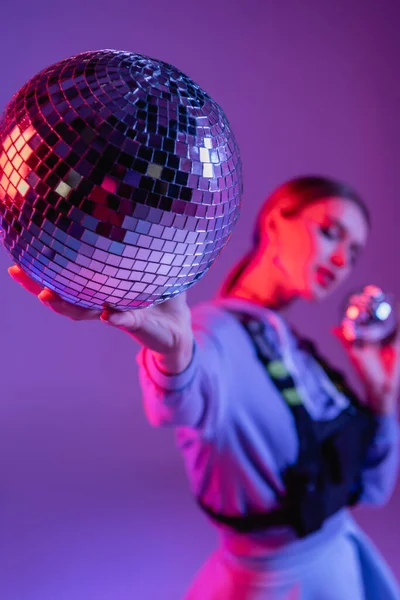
[1,1,398,598]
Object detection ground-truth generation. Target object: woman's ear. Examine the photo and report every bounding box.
[265,210,280,241]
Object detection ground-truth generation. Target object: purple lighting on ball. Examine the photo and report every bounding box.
[0,50,242,309]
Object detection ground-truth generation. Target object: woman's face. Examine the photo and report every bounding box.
[270,197,369,301]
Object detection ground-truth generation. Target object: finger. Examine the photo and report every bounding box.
[348,344,379,364]
[331,325,362,349]
[100,307,144,331]
[38,289,102,321]
[101,291,189,332]
[331,326,347,344]
[380,344,398,376]
[101,307,179,354]
[344,344,386,388]
[38,287,62,303]
[8,265,43,295]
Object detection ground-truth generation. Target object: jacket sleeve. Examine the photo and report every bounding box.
[359,413,400,506]
[135,305,231,432]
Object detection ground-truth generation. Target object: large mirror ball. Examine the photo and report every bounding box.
[0,50,242,309]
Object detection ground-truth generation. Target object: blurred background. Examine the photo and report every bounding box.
[0,1,398,598]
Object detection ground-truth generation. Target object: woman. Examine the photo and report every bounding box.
[9,176,400,599]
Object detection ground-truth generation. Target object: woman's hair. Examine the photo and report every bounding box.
[220,175,370,297]
[252,175,370,246]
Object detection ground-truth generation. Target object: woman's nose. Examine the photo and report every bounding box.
[330,251,346,268]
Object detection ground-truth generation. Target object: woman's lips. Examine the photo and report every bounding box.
[315,266,336,288]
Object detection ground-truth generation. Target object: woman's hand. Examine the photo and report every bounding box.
[334,324,400,415]
[8,265,194,374]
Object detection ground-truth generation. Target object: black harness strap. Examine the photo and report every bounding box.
[197,311,377,537]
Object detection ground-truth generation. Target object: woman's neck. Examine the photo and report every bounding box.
[221,248,296,312]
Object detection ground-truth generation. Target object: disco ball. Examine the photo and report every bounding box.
[340,285,397,344]
[0,50,242,309]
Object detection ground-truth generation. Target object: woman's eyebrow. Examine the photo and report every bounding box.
[332,216,344,229]
[323,216,346,234]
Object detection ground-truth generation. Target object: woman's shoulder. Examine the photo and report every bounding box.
[190,297,280,353]
[191,300,243,333]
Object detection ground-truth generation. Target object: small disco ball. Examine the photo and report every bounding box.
[340,285,397,344]
[0,50,242,309]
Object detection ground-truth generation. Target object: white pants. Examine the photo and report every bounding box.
[185,531,365,600]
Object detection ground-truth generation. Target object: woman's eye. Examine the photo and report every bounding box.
[319,224,341,240]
